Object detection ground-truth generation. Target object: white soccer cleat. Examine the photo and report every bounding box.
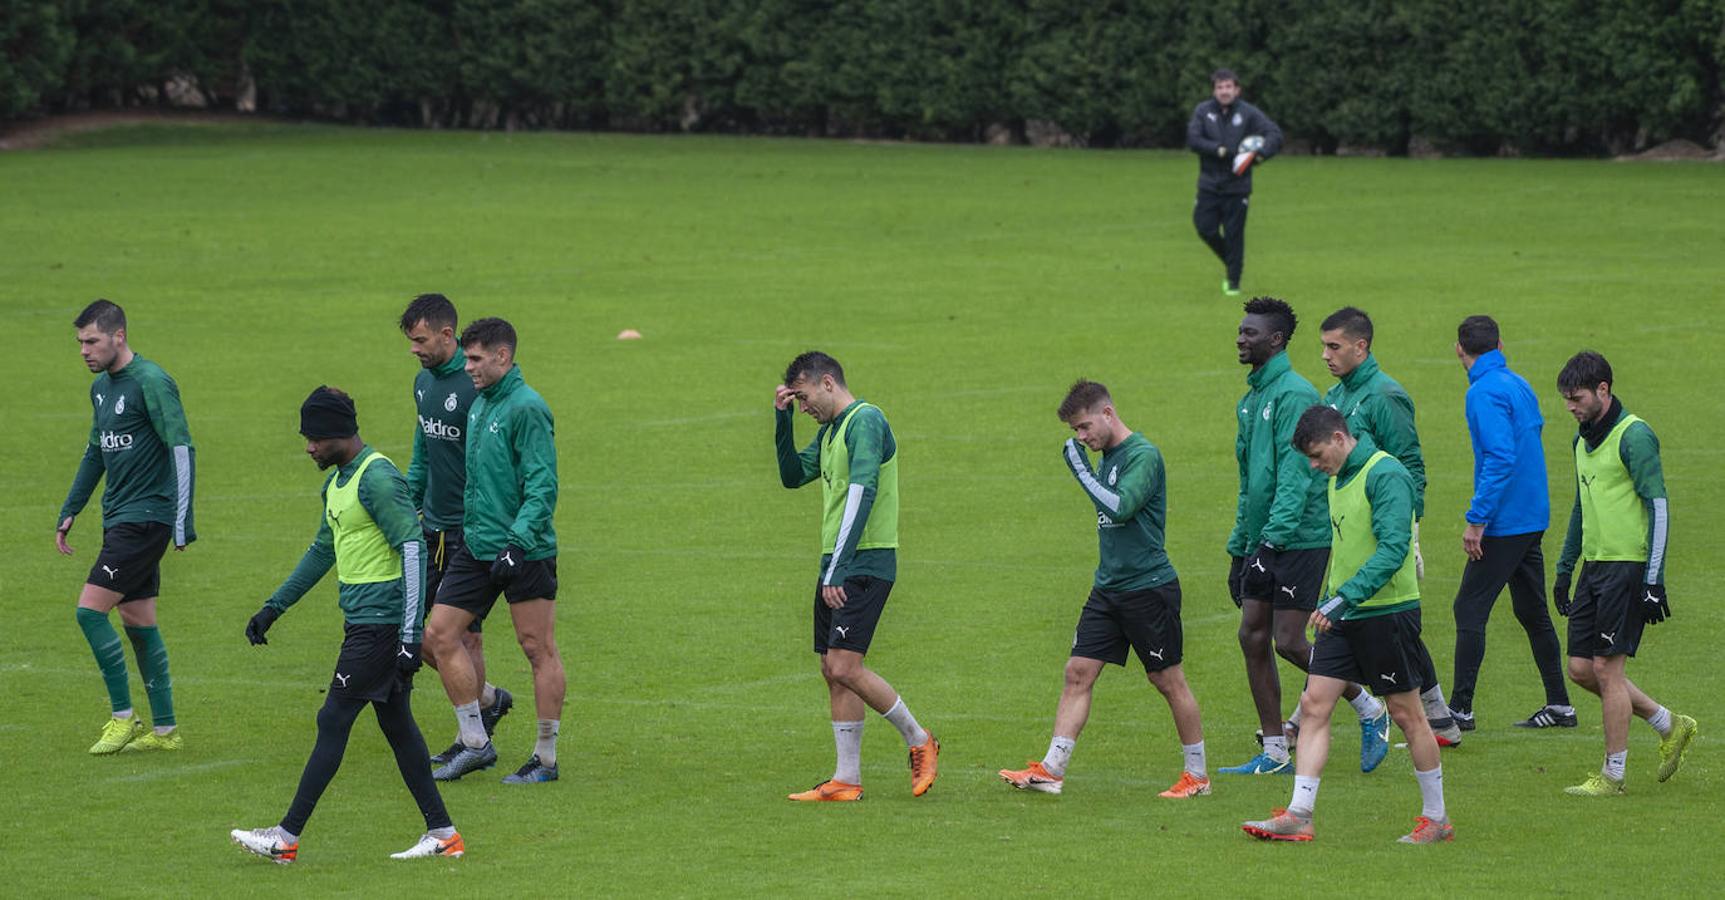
[230,826,298,864]
[390,831,465,860]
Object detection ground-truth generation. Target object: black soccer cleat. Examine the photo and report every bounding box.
[1449,707,1476,732]
[481,687,514,736]
[430,739,464,766]
[1513,706,1578,729]
[501,754,559,784]
[432,741,498,781]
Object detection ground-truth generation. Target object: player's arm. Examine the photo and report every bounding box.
[823,409,890,586]
[1062,440,1156,520]
[1186,104,1225,157]
[58,422,104,544]
[1463,389,1516,528]
[405,392,429,513]
[505,402,559,555]
[360,462,428,644]
[774,405,820,488]
[140,369,196,547]
[1261,394,1319,548]
[1253,105,1285,157]
[1374,391,1428,519]
[1226,432,1250,555]
[1327,466,1415,614]
[267,512,336,615]
[1556,436,1583,579]
[1621,422,1669,584]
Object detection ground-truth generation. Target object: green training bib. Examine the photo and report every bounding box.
[326,451,400,584]
[1325,450,1418,611]
[1577,414,1648,562]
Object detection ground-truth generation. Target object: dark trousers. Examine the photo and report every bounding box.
[280,687,451,836]
[1449,531,1570,713]
[1194,190,1249,287]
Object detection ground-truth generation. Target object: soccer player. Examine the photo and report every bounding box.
[232,387,463,863]
[423,317,564,784]
[1318,307,1461,748]
[1551,351,1696,795]
[1450,316,1573,731]
[774,351,939,801]
[399,294,513,764]
[1242,406,1451,844]
[1222,298,1389,776]
[998,381,1209,798]
[1186,67,1283,296]
[57,299,194,754]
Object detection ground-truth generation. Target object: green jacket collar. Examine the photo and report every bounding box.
[432,351,465,379]
[1339,353,1380,392]
[481,365,524,402]
[1248,350,1291,388]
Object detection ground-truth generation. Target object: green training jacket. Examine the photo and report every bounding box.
[462,364,558,560]
[1228,351,1329,555]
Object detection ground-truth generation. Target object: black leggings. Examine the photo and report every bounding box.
[280,688,451,836]
[1449,531,1569,713]
[1193,190,1249,287]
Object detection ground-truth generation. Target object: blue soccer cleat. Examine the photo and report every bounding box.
[501,754,559,784]
[1361,710,1391,773]
[432,741,497,781]
[1219,752,1293,775]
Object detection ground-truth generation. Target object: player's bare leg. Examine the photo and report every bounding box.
[1385,689,1452,841]
[999,657,1100,794]
[427,605,496,780]
[500,598,564,782]
[1149,664,1210,797]
[821,649,938,796]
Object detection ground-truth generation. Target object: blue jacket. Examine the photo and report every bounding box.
[1464,350,1549,536]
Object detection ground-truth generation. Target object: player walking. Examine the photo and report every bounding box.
[424,318,565,784]
[775,351,939,801]
[1222,298,1389,776]
[233,387,463,863]
[998,381,1208,798]
[398,294,513,764]
[57,300,194,754]
[1187,68,1283,296]
[1551,351,1696,796]
[1242,406,1451,844]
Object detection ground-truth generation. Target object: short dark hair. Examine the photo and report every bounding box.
[1293,404,1350,452]
[1320,306,1373,347]
[1457,315,1500,356]
[1243,296,1297,343]
[74,299,126,334]
[1058,379,1112,421]
[783,351,845,388]
[400,293,458,333]
[461,317,516,352]
[1211,68,1239,85]
[1557,350,1613,393]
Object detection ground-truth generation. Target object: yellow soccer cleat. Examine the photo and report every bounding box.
[1564,773,1626,797]
[89,716,146,755]
[1657,715,1697,783]
[125,729,183,752]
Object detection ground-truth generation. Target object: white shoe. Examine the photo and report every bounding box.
[231,826,297,864]
[390,831,465,859]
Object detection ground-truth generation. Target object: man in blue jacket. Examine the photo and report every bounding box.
[1449,316,1573,732]
[1186,68,1283,297]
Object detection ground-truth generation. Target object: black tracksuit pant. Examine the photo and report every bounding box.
[1449,531,1571,714]
[1194,189,1249,288]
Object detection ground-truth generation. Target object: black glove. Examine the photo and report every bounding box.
[490,544,525,586]
[1552,572,1572,617]
[1242,542,1277,599]
[246,605,281,645]
[396,641,423,676]
[1638,583,1670,625]
[1228,556,1245,609]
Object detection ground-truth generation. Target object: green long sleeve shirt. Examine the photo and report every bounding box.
[406,351,476,530]
[1062,433,1178,591]
[1325,437,1418,617]
[776,402,897,583]
[1557,401,1668,582]
[1323,354,1427,518]
[59,354,197,545]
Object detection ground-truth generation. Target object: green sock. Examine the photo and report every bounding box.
[125,625,176,728]
[76,608,131,713]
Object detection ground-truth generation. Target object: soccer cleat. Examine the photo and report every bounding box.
[432,741,498,781]
[231,826,298,864]
[1450,708,1475,732]
[1657,714,1697,782]
[1564,773,1626,797]
[1397,816,1455,844]
[1158,771,1212,799]
[1223,279,1242,297]
[501,754,558,783]
[481,687,513,736]
[430,739,463,766]
[1219,752,1292,775]
[390,831,465,859]
[1433,720,1463,748]
[1514,705,1578,728]
[1361,710,1391,773]
[1242,808,1314,841]
[124,729,183,752]
[89,715,146,755]
[908,733,940,797]
[788,780,863,802]
[998,761,1064,795]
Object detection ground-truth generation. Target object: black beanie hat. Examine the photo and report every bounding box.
[300,386,358,439]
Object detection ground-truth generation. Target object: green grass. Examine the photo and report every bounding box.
[2,121,1722,895]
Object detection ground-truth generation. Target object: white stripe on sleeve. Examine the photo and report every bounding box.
[401,541,422,642]
[172,445,192,545]
[1646,497,1668,583]
[1065,441,1120,514]
[823,483,866,585]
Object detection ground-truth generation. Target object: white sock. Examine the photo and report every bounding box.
[1420,685,1449,720]
[535,719,559,765]
[454,701,486,748]
[1043,735,1076,777]
[1289,775,1320,816]
[1288,704,1304,727]
[832,720,864,784]
[1182,741,1207,778]
[1262,735,1289,763]
[114,708,134,720]
[882,697,928,746]
[1350,690,1385,721]
[1416,765,1446,820]
[480,683,498,708]
[1647,706,1673,737]
[154,725,175,736]
[276,825,299,844]
[1604,751,1627,781]
[429,826,457,840]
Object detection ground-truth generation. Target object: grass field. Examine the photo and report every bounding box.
[2,121,1722,896]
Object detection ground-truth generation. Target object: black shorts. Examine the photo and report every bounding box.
[424,527,481,634]
[432,543,558,623]
[1309,609,1428,695]
[1229,548,1326,611]
[813,575,892,654]
[87,521,172,603]
[1072,580,1184,672]
[1567,561,1647,659]
[332,622,408,703]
